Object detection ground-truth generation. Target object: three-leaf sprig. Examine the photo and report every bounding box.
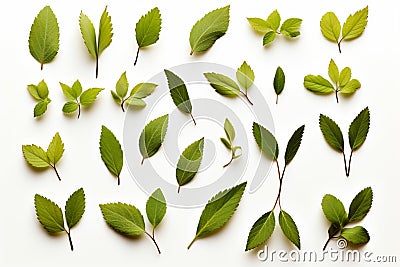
[220,118,242,167]
[322,187,373,250]
[35,188,85,251]
[246,124,305,251]
[100,188,167,254]
[319,107,370,177]
[27,80,52,117]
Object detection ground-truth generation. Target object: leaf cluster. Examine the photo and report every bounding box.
[220,118,242,168]
[27,80,51,117]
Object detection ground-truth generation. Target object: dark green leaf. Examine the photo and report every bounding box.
[321,194,348,226]
[348,187,373,223]
[139,114,169,162]
[99,126,123,183]
[220,137,231,150]
[146,188,166,228]
[34,194,65,233]
[348,107,370,150]
[252,122,279,161]
[34,101,49,117]
[279,210,300,249]
[284,125,305,165]
[319,114,344,152]
[65,188,85,229]
[341,226,370,245]
[164,69,193,115]
[246,211,275,251]
[273,66,285,99]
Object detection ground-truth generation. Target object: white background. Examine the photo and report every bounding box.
[1,0,399,266]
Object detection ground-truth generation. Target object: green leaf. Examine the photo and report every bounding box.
[126,97,146,108]
[236,61,254,91]
[273,66,285,100]
[34,194,65,233]
[341,226,370,245]
[65,188,85,229]
[188,182,246,249]
[339,67,351,87]
[111,91,121,104]
[348,107,370,151]
[220,137,231,150]
[34,101,49,117]
[342,6,368,41]
[27,85,42,101]
[252,122,279,161]
[266,10,280,31]
[224,118,235,142]
[29,6,60,70]
[320,12,341,42]
[176,138,204,192]
[99,126,123,184]
[280,18,302,37]
[146,188,166,228]
[279,210,301,249]
[164,69,194,120]
[319,114,344,152]
[341,79,361,94]
[247,18,269,34]
[116,72,128,98]
[60,82,76,101]
[62,101,79,113]
[135,7,162,48]
[203,72,240,96]
[189,5,230,55]
[321,194,348,226]
[304,75,335,94]
[263,31,276,46]
[348,187,373,223]
[98,6,113,55]
[130,83,158,99]
[328,223,341,239]
[79,11,97,58]
[139,114,169,162]
[34,80,49,100]
[245,211,275,251]
[22,145,50,168]
[80,88,103,106]
[99,203,145,236]
[328,59,339,84]
[46,132,64,165]
[72,80,83,97]
[284,125,305,165]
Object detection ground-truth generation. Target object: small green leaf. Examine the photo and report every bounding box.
[224,118,235,142]
[111,91,121,104]
[328,59,339,84]
[65,188,85,229]
[79,11,97,57]
[98,6,113,55]
[176,138,204,192]
[341,226,370,245]
[164,70,193,119]
[304,75,335,94]
[319,114,344,152]
[27,84,42,101]
[321,194,348,226]
[320,12,341,42]
[220,137,231,150]
[34,194,65,233]
[188,182,246,249]
[280,18,302,37]
[266,10,280,31]
[99,126,123,184]
[252,122,279,161]
[279,210,301,249]
[204,72,240,96]
[22,144,50,168]
[328,223,341,239]
[130,83,158,99]
[126,97,146,108]
[72,80,83,97]
[284,125,305,165]
[146,188,166,228]
[342,6,368,41]
[35,80,49,99]
[60,82,77,101]
[348,107,370,151]
[34,101,49,117]
[99,203,145,236]
[246,211,275,251]
[80,88,103,106]
[273,66,285,103]
[189,5,230,55]
[339,67,351,87]
[348,187,373,223]
[263,31,276,46]
[247,18,270,34]
[341,79,361,94]
[29,6,60,70]
[139,114,169,163]
[46,132,64,165]
[236,61,254,91]
[62,101,79,113]
[116,72,128,98]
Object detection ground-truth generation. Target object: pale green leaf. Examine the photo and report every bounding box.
[165,69,193,115]
[146,188,166,228]
[79,11,97,58]
[319,114,344,152]
[252,122,279,161]
[263,31,276,46]
[189,5,230,55]
[204,72,240,96]
[266,10,280,31]
[224,118,235,142]
[341,226,370,244]
[247,18,270,34]
[100,126,123,184]
[339,67,351,87]
[34,101,49,117]
[62,101,79,113]
[322,194,348,226]
[116,72,128,98]
[27,84,42,101]
[46,132,64,165]
[176,138,204,192]
[348,107,370,151]
[29,6,60,70]
[98,6,113,55]
[111,91,121,104]
[236,61,254,91]
[342,6,368,41]
[139,114,169,162]
[320,12,341,42]
[348,187,373,223]
[245,211,275,251]
[34,194,65,233]
[65,188,85,229]
[60,82,77,101]
[80,88,103,106]
[273,66,285,98]
[280,18,302,37]
[22,144,50,168]
[99,203,145,236]
[328,59,339,84]
[188,182,246,249]
[304,75,335,94]
[72,80,83,98]
[341,79,361,94]
[126,97,146,108]
[279,210,301,249]
[131,83,158,99]
[220,137,231,150]
[135,7,162,48]
[284,125,305,165]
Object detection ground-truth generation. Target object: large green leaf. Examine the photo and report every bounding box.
[284,125,305,165]
[304,75,335,94]
[319,114,344,152]
[189,6,230,55]
[204,72,240,96]
[348,187,373,223]
[321,194,348,226]
[65,188,85,229]
[320,12,341,42]
[341,226,370,245]
[188,182,246,249]
[246,211,275,251]
[22,144,50,168]
[252,122,279,161]
[34,194,65,233]
[279,210,300,249]
[46,132,64,165]
[99,126,123,184]
[139,114,169,163]
[348,107,370,150]
[146,188,166,228]
[342,6,368,41]
[29,6,60,70]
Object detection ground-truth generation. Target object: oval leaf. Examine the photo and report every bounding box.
[266,10,281,31]
[247,18,269,34]
[280,18,302,37]
[273,66,285,97]
[34,101,49,117]
[46,132,64,165]
[319,114,344,152]
[284,125,305,165]
[279,210,301,249]
[341,226,370,245]
[321,194,348,226]
[204,72,240,96]
[130,83,158,99]
[328,59,339,84]
[304,75,334,94]
[320,12,341,42]
[116,72,128,98]
[342,6,368,41]
[35,194,65,233]
[224,118,235,142]
[146,188,167,228]
[189,6,230,55]
[139,114,169,163]
[348,107,370,150]
[263,31,276,46]
[164,69,193,116]
[99,126,123,184]
[252,122,279,161]
[348,187,373,223]
[136,7,162,48]
[80,88,103,106]
[236,61,254,91]
[246,211,275,251]
[65,188,85,229]
[22,144,50,168]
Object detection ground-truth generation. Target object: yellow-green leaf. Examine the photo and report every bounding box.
[320,12,341,42]
[342,6,368,41]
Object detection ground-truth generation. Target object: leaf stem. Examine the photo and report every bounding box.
[145,231,161,254]
[342,152,348,177]
[346,150,353,177]
[276,94,279,105]
[51,165,61,181]
[335,89,339,103]
[177,186,181,193]
[120,99,126,112]
[241,91,253,105]
[117,175,120,186]
[77,104,81,119]
[134,47,140,66]
[272,161,284,210]
[66,231,74,251]
[190,113,197,125]
[323,237,331,250]
[41,62,44,71]
[223,153,234,168]
[141,157,145,165]
[337,40,342,54]
[96,55,99,79]
[187,236,197,250]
